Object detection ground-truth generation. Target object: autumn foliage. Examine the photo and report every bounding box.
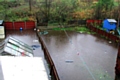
[72,9,94,20]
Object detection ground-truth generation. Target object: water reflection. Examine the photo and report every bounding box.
[41,30,118,80]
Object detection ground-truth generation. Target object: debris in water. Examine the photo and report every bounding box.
[109,41,112,43]
[34,28,36,31]
[100,77,102,79]
[40,31,48,35]
[80,31,83,33]
[104,75,106,77]
[33,40,38,42]
[77,52,80,55]
[31,45,40,50]
[37,29,40,32]
[65,60,73,63]
[69,40,72,44]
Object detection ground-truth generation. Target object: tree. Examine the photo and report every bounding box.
[117,0,120,28]
[29,0,32,11]
[36,0,79,26]
[36,0,52,25]
[49,0,78,24]
[94,0,114,19]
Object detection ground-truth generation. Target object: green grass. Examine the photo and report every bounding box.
[52,26,96,34]
[55,26,97,35]
[52,27,74,31]
[48,23,59,26]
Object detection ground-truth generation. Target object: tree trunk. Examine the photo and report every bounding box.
[29,0,32,11]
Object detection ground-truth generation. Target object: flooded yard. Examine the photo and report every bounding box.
[41,30,118,80]
[3,29,118,80]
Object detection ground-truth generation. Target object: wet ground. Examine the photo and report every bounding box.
[2,29,119,80]
[41,30,118,80]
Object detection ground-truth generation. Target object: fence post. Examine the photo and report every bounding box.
[25,21,26,30]
[13,22,15,30]
[35,20,37,28]
[50,65,54,75]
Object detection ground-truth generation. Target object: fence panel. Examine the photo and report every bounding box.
[4,22,13,30]
[4,21,35,30]
[87,21,119,43]
[14,22,25,30]
[86,19,102,26]
[26,21,35,29]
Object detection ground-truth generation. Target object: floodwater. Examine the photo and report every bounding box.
[41,30,118,80]
[3,29,119,80]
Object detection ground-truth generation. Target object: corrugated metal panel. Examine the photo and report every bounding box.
[5,42,33,57]
[8,39,33,53]
[0,37,33,57]
[9,37,33,50]
[4,47,21,56]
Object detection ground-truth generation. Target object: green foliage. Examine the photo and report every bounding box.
[97,0,114,10]
[52,27,74,31]
[47,0,79,23]
[75,26,90,33]
[52,26,92,34]
[0,5,5,12]
[95,0,115,19]
[0,0,119,22]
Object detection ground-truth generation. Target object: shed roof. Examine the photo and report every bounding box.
[107,19,117,23]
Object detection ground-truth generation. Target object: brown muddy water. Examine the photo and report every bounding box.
[40,30,118,80]
[3,29,119,80]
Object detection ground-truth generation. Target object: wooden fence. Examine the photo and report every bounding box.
[68,20,86,26]
[86,20,119,43]
[36,32,60,80]
[86,19,103,25]
[4,21,36,30]
[116,47,120,77]
[86,19,120,78]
